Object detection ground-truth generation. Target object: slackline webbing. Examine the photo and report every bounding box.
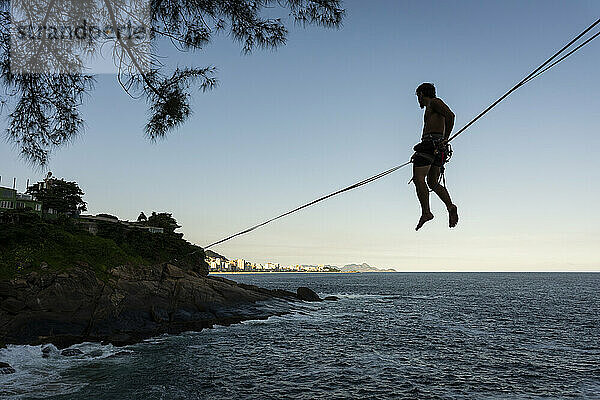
[204,17,600,249]
[446,17,600,143]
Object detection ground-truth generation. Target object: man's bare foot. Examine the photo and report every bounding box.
[448,204,459,228]
[415,212,434,231]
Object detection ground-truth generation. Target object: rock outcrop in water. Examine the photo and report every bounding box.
[0,263,303,349]
[296,287,322,301]
[0,361,15,374]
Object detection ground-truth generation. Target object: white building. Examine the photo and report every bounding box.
[236,259,245,271]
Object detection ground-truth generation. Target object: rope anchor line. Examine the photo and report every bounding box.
[204,17,600,250]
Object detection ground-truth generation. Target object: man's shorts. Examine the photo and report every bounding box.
[412,140,446,168]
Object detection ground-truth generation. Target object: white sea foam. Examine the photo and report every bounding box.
[402,295,442,300]
[324,293,389,300]
[0,342,130,398]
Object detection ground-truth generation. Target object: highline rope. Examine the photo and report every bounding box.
[204,17,600,249]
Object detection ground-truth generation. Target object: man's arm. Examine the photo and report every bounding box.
[430,98,455,138]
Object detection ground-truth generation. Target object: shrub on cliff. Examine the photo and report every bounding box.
[27,178,87,215]
[0,219,133,279]
[96,221,205,273]
[146,212,181,233]
[0,209,42,224]
[0,218,208,280]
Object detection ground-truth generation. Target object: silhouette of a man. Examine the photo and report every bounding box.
[412,83,458,230]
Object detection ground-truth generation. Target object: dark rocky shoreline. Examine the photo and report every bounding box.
[0,263,331,355]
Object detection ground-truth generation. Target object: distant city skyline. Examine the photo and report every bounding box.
[2,1,599,271]
[205,255,391,273]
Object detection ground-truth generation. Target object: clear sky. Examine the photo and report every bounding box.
[2,0,599,271]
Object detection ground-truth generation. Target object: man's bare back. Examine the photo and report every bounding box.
[422,97,454,138]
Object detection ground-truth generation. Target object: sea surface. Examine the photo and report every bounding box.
[1,272,599,399]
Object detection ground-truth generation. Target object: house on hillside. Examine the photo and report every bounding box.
[77,215,164,235]
[0,186,42,215]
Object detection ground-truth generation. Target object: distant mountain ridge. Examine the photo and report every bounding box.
[341,263,396,272]
[203,251,392,273]
[205,250,228,261]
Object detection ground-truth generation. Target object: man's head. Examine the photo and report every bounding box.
[416,83,436,109]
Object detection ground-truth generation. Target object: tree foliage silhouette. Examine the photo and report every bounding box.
[147,211,180,233]
[0,0,344,165]
[27,177,87,214]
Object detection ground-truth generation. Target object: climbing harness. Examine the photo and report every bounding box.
[408,136,447,189]
[409,132,453,190]
[412,133,445,164]
[204,17,600,249]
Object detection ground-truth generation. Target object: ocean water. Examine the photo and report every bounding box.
[1,272,599,399]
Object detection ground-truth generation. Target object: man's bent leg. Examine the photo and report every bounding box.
[427,166,459,228]
[413,165,434,230]
[427,166,453,208]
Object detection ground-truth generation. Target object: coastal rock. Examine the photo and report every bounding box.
[86,349,103,358]
[0,297,26,314]
[0,264,302,348]
[61,348,84,357]
[26,272,40,285]
[297,287,322,302]
[11,279,28,289]
[42,345,55,358]
[164,264,186,279]
[151,306,169,324]
[272,289,298,298]
[0,281,18,298]
[0,362,15,374]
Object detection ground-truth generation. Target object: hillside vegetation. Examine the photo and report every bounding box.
[0,211,208,280]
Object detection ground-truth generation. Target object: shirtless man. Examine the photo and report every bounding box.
[412,83,458,230]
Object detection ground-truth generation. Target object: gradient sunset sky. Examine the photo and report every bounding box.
[2,0,599,271]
